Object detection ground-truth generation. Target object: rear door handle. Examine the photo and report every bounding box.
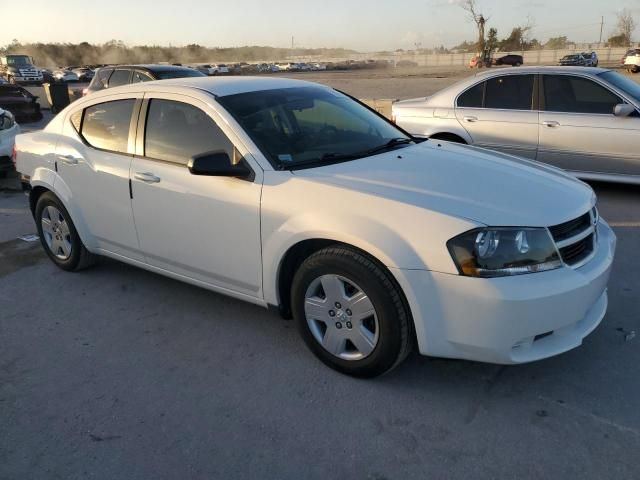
[134,172,161,184]
[463,116,478,123]
[57,154,81,165]
[542,121,560,128]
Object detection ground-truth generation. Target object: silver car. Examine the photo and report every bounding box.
[393,66,640,184]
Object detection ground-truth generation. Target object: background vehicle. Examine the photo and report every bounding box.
[0,55,43,85]
[0,84,43,122]
[71,67,95,82]
[624,50,640,73]
[53,68,80,82]
[581,52,599,67]
[392,66,640,185]
[85,64,206,95]
[559,54,587,66]
[495,54,523,67]
[0,108,19,177]
[15,77,615,377]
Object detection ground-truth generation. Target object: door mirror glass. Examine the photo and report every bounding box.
[188,152,253,180]
[613,104,635,117]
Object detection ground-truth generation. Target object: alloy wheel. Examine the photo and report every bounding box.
[304,274,379,361]
[41,205,73,260]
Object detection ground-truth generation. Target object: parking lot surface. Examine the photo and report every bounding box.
[1,70,640,480]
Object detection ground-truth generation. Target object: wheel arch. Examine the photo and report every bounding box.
[429,132,468,144]
[273,238,416,344]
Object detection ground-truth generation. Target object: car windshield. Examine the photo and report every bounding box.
[6,56,31,66]
[599,71,640,101]
[217,86,412,169]
[565,55,580,60]
[154,69,206,79]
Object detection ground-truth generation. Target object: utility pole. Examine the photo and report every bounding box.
[599,16,604,45]
[291,36,294,50]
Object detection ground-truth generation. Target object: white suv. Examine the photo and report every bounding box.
[15,77,616,377]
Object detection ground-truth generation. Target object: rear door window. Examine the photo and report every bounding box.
[132,71,154,83]
[144,99,232,165]
[484,75,534,110]
[108,69,131,88]
[543,75,622,114]
[457,82,484,108]
[93,68,113,90]
[80,99,135,153]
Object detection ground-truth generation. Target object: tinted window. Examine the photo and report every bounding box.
[457,82,484,108]
[217,87,410,168]
[108,69,131,87]
[598,71,640,102]
[153,69,206,80]
[543,75,622,114]
[81,100,134,153]
[92,68,113,90]
[484,75,533,110]
[144,99,231,164]
[132,71,153,83]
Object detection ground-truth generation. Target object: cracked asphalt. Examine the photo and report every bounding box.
[1,116,640,480]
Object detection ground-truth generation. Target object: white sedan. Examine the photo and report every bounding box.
[15,77,616,377]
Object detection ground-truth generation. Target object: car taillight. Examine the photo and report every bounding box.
[12,143,17,166]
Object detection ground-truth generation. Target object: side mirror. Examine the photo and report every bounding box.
[188,152,254,181]
[613,104,636,117]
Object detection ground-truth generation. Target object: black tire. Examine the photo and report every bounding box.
[631,65,639,74]
[514,62,522,67]
[291,245,412,378]
[35,192,96,271]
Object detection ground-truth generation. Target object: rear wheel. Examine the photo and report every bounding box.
[514,62,522,67]
[35,192,96,271]
[291,246,412,377]
[631,65,639,74]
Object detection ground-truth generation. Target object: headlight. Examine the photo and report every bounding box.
[447,227,562,278]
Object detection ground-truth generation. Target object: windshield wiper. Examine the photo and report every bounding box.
[278,152,366,170]
[364,138,414,156]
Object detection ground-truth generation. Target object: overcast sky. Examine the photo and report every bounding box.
[2,0,638,50]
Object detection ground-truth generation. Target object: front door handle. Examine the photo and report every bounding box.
[542,121,560,128]
[57,154,81,165]
[134,172,161,184]
[463,116,478,123]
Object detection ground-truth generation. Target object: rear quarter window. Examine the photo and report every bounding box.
[80,99,135,153]
[457,82,484,108]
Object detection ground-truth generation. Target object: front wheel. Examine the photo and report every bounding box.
[291,246,412,377]
[35,192,96,271]
[631,65,639,74]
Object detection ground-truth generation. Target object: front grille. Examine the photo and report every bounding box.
[549,210,597,268]
[559,233,595,266]
[549,212,591,242]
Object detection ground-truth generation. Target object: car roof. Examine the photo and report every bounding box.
[473,65,610,78]
[85,76,327,99]
[101,64,198,73]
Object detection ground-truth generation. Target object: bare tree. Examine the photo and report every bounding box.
[460,0,488,53]
[617,8,636,46]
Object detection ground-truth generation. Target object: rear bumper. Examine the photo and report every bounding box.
[395,219,616,364]
[10,76,43,84]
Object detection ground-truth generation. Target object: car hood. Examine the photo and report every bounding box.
[292,141,595,227]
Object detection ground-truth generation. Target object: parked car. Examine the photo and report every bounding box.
[53,69,80,83]
[624,49,640,73]
[310,63,327,71]
[495,54,523,66]
[581,52,599,67]
[39,68,55,83]
[85,64,206,95]
[0,54,43,85]
[258,63,280,73]
[559,54,587,66]
[71,67,95,82]
[621,49,638,65]
[0,108,19,177]
[0,84,43,122]
[15,76,615,377]
[393,66,640,184]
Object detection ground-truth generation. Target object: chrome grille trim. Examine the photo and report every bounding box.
[547,207,599,269]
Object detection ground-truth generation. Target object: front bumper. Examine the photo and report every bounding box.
[396,219,616,364]
[10,76,43,84]
[0,123,19,163]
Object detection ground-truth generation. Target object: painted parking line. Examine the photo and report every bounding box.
[609,222,640,228]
